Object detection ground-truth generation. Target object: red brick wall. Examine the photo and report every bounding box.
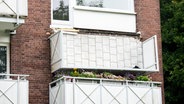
[10,0,164,103]
[135,0,164,103]
[10,0,52,104]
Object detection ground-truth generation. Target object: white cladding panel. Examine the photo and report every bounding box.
[0,80,29,104]
[61,33,142,70]
[0,0,28,16]
[73,9,136,32]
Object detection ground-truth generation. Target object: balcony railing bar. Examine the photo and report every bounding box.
[0,74,29,80]
[50,76,161,86]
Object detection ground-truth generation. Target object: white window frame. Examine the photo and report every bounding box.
[50,0,135,28]
[0,43,10,74]
[51,0,74,28]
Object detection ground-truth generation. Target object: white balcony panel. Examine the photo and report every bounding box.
[0,0,28,31]
[0,74,29,104]
[143,36,159,71]
[0,0,28,16]
[73,7,136,32]
[49,77,162,104]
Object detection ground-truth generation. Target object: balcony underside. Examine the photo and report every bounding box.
[0,17,25,31]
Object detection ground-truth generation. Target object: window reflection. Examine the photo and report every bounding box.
[53,0,69,21]
[0,46,6,74]
[76,0,130,11]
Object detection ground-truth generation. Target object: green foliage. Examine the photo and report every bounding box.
[136,75,150,81]
[70,71,80,77]
[79,72,97,78]
[161,0,184,103]
[103,72,113,76]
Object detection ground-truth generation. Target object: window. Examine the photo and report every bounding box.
[53,0,69,21]
[51,0,135,31]
[51,0,72,27]
[0,46,6,73]
[0,44,9,74]
[76,0,134,12]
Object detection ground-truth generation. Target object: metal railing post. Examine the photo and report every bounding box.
[16,0,20,25]
[100,79,102,104]
[151,83,154,104]
[126,80,129,104]
[17,75,20,104]
[64,77,66,104]
[73,78,76,104]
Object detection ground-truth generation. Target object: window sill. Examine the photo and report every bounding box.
[50,24,73,29]
[74,6,136,15]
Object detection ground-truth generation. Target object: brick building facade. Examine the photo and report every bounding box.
[0,0,164,104]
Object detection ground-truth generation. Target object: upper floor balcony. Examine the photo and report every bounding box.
[49,31,159,73]
[0,74,29,104]
[51,0,136,33]
[0,0,28,32]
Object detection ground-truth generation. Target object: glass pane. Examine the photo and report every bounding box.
[103,0,129,10]
[53,0,69,21]
[76,0,131,11]
[77,0,103,7]
[0,46,7,74]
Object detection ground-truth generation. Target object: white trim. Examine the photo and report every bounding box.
[56,66,160,72]
[50,76,162,87]
[0,17,25,23]
[154,35,159,71]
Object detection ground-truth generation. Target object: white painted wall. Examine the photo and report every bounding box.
[0,33,10,43]
[73,7,136,32]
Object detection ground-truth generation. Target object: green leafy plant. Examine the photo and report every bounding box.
[80,72,96,78]
[70,68,80,77]
[136,75,151,81]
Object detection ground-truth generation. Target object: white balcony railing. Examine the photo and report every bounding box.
[0,0,28,31]
[0,74,29,104]
[49,76,162,104]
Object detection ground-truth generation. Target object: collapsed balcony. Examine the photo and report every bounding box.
[49,31,159,73]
